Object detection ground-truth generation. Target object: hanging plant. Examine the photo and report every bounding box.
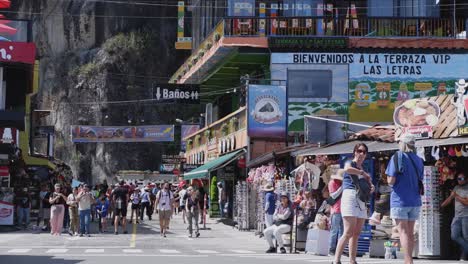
[229,117,239,133]
[199,51,205,57]
[206,42,213,49]
[194,135,201,147]
[214,33,221,42]
[221,123,229,136]
[204,129,211,140]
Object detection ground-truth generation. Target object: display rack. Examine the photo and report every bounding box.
[419,166,441,257]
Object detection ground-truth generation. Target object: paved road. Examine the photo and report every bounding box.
[0,213,462,264]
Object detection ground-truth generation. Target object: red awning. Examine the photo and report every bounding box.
[0,14,11,24]
[0,23,16,35]
[0,0,11,9]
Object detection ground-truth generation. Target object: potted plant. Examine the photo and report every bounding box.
[210,176,219,216]
[204,129,211,140]
[206,42,213,49]
[194,135,201,147]
[229,117,239,134]
[214,33,221,42]
[187,139,193,151]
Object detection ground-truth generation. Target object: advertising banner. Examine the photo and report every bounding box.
[393,99,441,139]
[248,85,287,139]
[0,201,14,225]
[71,125,174,143]
[271,52,468,129]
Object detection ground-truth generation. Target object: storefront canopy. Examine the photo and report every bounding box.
[184,149,245,180]
[293,140,398,157]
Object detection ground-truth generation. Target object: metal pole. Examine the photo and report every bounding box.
[304,115,373,128]
[453,0,457,36]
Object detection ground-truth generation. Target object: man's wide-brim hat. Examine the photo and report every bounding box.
[456,79,468,88]
[263,183,274,192]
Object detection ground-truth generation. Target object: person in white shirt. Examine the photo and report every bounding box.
[178,185,188,224]
[155,183,173,237]
[77,184,95,237]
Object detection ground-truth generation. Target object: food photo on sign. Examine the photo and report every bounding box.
[393,99,441,139]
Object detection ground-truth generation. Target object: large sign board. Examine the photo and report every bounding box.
[393,99,441,139]
[71,125,174,143]
[248,85,287,139]
[152,84,200,104]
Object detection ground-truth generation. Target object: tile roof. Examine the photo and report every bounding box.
[348,38,468,49]
[350,125,396,143]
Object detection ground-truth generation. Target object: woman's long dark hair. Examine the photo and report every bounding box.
[353,143,369,158]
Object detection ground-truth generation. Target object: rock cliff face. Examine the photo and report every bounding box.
[11,0,194,183]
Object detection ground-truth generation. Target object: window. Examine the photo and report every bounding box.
[288,70,333,100]
[228,0,255,16]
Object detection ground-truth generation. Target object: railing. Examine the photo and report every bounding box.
[0,19,32,42]
[224,16,467,38]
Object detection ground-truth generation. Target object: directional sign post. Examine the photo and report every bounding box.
[152,84,200,104]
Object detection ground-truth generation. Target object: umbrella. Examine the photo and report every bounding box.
[0,15,11,24]
[0,0,11,9]
[0,23,16,35]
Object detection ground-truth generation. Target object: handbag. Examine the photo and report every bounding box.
[350,174,371,203]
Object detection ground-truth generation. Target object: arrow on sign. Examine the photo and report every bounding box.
[156,87,161,100]
[191,91,199,100]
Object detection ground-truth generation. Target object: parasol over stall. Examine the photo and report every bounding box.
[0,23,16,35]
[0,0,11,9]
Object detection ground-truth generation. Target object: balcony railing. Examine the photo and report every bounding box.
[224,16,467,38]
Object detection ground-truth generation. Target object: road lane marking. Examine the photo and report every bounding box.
[123,249,142,253]
[130,222,137,248]
[230,250,256,254]
[194,250,219,254]
[159,249,180,254]
[7,249,32,253]
[85,249,105,253]
[46,249,69,253]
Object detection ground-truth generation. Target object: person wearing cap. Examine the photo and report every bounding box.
[49,184,67,235]
[140,186,152,222]
[129,188,141,224]
[386,134,423,264]
[263,183,276,228]
[15,187,32,229]
[263,192,293,254]
[328,169,345,256]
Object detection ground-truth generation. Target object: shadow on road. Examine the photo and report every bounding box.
[0,255,83,264]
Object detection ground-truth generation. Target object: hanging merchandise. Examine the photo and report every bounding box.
[462,145,468,157]
[234,181,250,230]
[291,162,321,191]
[417,147,426,161]
[455,146,463,157]
[448,146,456,157]
[435,157,456,183]
[419,166,441,257]
[431,146,440,160]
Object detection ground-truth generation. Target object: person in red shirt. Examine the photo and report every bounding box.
[328,169,344,256]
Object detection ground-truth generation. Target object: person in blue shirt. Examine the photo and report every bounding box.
[263,183,276,228]
[386,134,423,264]
[95,193,110,233]
[140,187,152,221]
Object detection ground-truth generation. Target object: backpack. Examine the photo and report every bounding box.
[349,162,371,203]
[393,151,424,196]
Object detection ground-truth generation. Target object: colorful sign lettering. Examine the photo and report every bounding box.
[71,125,174,143]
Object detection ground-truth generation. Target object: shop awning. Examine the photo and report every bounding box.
[416,137,468,148]
[293,140,398,157]
[184,149,245,180]
[0,111,25,130]
[247,143,317,168]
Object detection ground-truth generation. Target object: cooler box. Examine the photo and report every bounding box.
[305,229,330,256]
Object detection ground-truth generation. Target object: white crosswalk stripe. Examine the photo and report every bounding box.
[46,248,69,253]
[85,249,105,253]
[194,250,219,254]
[159,249,180,254]
[7,249,32,253]
[123,249,143,253]
[230,250,256,254]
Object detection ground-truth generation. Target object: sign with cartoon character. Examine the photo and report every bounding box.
[454,79,468,135]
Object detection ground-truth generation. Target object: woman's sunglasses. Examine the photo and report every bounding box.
[356,149,367,154]
[458,178,465,181]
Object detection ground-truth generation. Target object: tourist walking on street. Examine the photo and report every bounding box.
[178,185,188,224]
[264,192,293,254]
[77,184,94,237]
[155,182,173,237]
[40,185,52,231]
[386,134,423,264]
[16,187,31,229]
[442,172,468,261]
[186,187,200,238]
[130,189,141,224]
[67,187,79,236]
[140,187,152,221]
[334,143,374,264]
[49,184,67,236]
[328,169,345,256]
[96,193,110,233]
[263,183,276,228]
[113,181,129,235]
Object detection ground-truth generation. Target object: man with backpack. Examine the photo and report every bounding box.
[113,181,129,235]
[386,134,423,264]
[155,182,173,237]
